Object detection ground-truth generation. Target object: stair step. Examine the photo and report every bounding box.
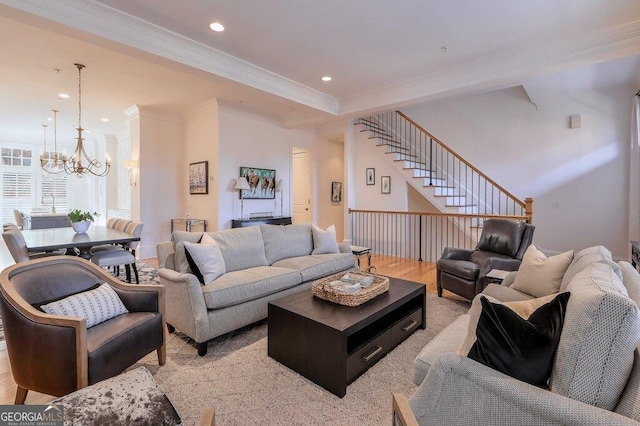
[381,144,410,153]
[433,187,458,196]
[421,178,446,186]
[390,152,419,161]
[369,134,397,143]
[412,169,437,178]
[356,118,383,130]
[401,160,429,169]
[378,140,404,149]
[446,202,477,207]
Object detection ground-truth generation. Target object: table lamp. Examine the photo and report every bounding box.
[275,179,283,216]
[235,177,250,219]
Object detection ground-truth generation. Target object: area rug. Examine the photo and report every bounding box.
[114,260,160,284]
[133,293,470,425]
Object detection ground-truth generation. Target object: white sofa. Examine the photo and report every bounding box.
[156,223,356,355]
[394,246,640,425]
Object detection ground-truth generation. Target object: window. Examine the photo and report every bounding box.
[2,148,32,167]
[41,175,68,212]
[1,146,69,224]
[2,171,32,224]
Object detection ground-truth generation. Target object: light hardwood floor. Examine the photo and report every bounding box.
[0,253,466,404]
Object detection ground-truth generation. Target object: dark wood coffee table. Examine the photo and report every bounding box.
[267,276,425,397]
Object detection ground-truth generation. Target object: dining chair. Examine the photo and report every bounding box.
[90,221,144,283]
[13,210,25,230]
[1,230,63,263]
[3,223,19,232]
[90,218,126,255]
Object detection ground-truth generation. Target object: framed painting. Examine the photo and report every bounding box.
[189,161,208,195]
[240,166,276,199]
[381,176,391,194]
[366,168,375,185]
[331,181,342,202]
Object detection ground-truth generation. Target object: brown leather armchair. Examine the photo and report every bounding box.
[0,256,166,404]
[436,219,535,301]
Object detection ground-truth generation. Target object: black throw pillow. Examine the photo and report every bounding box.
[467,292,570,387]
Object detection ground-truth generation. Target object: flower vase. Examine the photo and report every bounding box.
[71,220,91,234]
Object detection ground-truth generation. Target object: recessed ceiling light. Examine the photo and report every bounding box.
[209,22,224,32]
[101,118,109,122]
[47,117,53,121]
[321,76,332,82]
[58,93,70,100]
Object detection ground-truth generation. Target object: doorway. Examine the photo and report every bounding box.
[292,147,312,224]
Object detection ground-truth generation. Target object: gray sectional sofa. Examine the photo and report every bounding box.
[156,223,356,355]
[394,245,640,425]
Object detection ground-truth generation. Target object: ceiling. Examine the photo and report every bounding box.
[1,0,640,144]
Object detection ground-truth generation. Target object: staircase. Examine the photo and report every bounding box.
[355,111,532,229]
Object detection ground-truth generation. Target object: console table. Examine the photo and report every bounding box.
[231,216,292,228]
[170,218,207,232]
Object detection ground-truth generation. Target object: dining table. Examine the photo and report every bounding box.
[22,226,140,259]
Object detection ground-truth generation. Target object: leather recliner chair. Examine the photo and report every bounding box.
[436,219,535,301]
[0,256,166,403]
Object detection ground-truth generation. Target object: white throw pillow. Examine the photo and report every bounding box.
[311,223,340,254]
[201,232,216,245]
[511,245,574,297]
[184,239,226,284]
[40,283,129,328]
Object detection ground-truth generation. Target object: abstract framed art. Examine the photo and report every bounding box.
[366,168,375,185]
[189,161,208,195]
[331,181,342,202]
[381,176,391,194]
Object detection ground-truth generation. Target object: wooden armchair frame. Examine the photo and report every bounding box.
[0,256,166,403]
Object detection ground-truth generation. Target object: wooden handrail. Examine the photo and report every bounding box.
[348,208,528,221]
[395,110,526,209]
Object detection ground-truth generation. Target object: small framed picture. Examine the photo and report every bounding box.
[189,161,208,195]
[366,168,375,185]
[331,181,342,202]
[381,176,391,194]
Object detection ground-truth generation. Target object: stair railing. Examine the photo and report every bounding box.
[349,209,530,262]
[355,111,532,223]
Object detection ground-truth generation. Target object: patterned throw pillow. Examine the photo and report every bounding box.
[40,283,129,328]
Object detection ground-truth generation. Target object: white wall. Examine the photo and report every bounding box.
[184,99,219,230]
[316,138,345,240]
[135,106,184,258]
[217,103,318,229]
[401,86,633,259]
[352,129,408,211]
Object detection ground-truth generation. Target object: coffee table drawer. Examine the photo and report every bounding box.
[391,307,423,346]
[346,330,392,382]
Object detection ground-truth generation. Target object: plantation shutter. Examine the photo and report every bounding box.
[41,175,68,212]
[2,172,32,224]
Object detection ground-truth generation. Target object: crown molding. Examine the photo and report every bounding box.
[4,0,640,121]
[339,20,640,115]
[1,0,340,115]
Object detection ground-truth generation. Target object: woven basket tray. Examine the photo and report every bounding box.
[312,272,389,307]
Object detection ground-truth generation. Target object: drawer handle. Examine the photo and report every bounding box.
[362,346,383,362]
[402,320,418,332]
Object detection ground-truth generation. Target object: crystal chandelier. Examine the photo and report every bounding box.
[41,63,111,177]
[39,109,66,173]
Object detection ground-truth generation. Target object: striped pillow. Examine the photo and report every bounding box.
[40,283,129,328]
